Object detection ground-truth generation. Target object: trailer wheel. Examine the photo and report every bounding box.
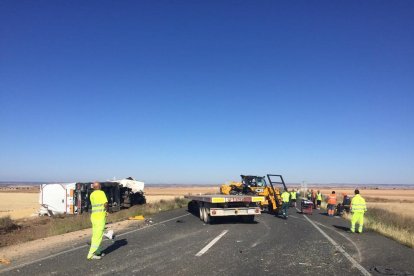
[202,208,211,224]
[199,206,205,221]
[187,200,197,214]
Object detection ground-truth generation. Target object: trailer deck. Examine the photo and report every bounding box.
[185,194,264,203]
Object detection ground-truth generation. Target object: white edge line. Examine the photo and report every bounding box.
[288,213,363,263]
[0,213,191,274]
[311,220,363,263]
[296,208,371,276]
[195,230,228,257]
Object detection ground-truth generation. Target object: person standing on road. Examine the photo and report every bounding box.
[350,189,367,233]
[342,193,351,213]
[281,189,290,219]
[311,189,316,209]
[307,190,312,200]
[316,190,322,210]
[290,189,297,207]
[87,182,108,260]
[327,191,337,217]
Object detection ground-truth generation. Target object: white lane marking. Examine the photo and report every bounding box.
[311,220,363,263]
[0,213,191,274]
[288,213,363,262]
[195,230,228,257]
[296,208,371,276]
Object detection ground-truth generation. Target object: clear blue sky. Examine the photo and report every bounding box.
[1,1,413,184]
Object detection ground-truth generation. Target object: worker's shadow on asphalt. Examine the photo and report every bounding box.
[318,212,330,216]
[101,239,128,255]
[333,225,351,232]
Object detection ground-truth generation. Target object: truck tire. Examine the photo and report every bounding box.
[199,206,205,221]
[187,200,197,214]
[203,207,211,224]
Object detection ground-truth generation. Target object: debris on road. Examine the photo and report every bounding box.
[129,215,145,220]
[370,266,413,276]
[0,257,11,265]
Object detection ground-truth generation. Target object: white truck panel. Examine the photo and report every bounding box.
[39,183,76,215]
[111,178,144,193]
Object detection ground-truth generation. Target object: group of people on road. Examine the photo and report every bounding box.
[306,189,323,209]
[280,188,300,219]
[279,187,367,234]
[87,183,368,261]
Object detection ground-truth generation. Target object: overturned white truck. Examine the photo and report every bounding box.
[39,177,146,216]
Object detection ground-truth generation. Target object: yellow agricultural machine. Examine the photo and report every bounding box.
[220,174,288,214]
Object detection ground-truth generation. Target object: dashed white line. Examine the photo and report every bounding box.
[195,230,228,257]
[296,208,371,276]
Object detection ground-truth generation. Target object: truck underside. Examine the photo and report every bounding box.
[76,181,146,213]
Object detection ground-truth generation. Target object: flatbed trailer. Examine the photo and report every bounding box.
[185,194,265,224]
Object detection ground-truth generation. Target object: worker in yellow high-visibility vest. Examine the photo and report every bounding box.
[350,189,367,233]
[87,182,108,260]
[290,189,297,207]
[316,190,322,210]
[281,189,291,219]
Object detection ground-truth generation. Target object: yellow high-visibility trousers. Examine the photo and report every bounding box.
[87,217,106,259]
[351,212,364,233]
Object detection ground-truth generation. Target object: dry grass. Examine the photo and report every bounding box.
[366,202,414,219]
[364,196,414,203]
[0,216,20,234]
[342,207,414,248]
[318,188,414,201]
[145,186,218,196]
[0,186,39,193]
[0,193,39,219]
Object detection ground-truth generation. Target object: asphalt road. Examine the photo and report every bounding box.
[1,206,413,276]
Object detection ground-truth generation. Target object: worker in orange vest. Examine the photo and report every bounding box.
[327,191,337,217]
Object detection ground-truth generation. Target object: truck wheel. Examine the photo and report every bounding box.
[187,201,196,213]
[199,206,205,221]
[203,208,211,224]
